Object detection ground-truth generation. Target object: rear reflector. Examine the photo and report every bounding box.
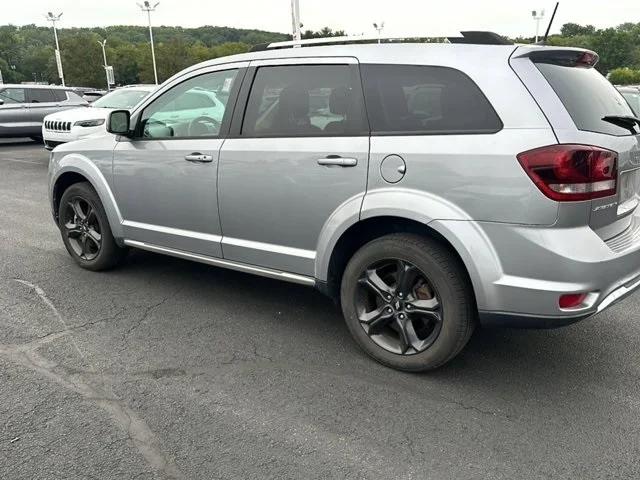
[517,145,617,202]
[559,293,588,309]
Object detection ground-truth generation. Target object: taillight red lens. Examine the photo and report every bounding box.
[559,293,588,309]
[517,145,617,202]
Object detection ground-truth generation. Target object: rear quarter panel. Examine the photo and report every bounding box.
[359,45,559,225]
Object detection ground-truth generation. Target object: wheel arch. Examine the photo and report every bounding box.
[51,155,123,239]
[318,215,497,311]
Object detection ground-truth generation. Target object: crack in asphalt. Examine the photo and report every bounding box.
[118,290,183,349]
[3,280,185,480]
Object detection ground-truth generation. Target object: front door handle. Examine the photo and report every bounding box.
[185,153,213,163]
[317,156,358,167]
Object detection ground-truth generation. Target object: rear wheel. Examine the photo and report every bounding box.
[58,182,127,271]
[340,234,475,371]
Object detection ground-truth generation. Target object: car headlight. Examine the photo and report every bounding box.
[74,119,105,127]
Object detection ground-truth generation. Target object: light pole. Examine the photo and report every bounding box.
[291,0,301,43]
[137,1,159,84]
[532,9,545,43]
[98,39,110,91]
[45,11,65,86]
[373,22,385,43]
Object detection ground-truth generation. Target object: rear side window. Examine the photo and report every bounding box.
[65,90,85,102]
[361,64,502,135]
[242,64,367,137]
[27,89,57,103]
[535,62,635,136]
[51,90,67,102]
[0,88,26,104]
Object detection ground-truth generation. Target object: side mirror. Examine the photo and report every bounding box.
[107,110,131,136]
[0,99,4,106]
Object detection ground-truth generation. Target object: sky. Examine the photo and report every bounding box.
[4,0,639,38]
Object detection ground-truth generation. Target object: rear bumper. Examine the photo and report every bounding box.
[480,274,640,328]
[433,210,640,326]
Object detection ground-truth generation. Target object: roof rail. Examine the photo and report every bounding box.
[250,31,511,51]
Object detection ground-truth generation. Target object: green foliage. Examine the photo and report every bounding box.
[608,67,640,85]
[0,24,288,87]
[5,21,640,88]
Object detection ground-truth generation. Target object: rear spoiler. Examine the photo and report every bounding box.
[512,47,599,68]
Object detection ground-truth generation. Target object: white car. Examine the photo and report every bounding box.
[42,85,156,150]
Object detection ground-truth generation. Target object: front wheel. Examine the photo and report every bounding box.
[58,182,127,271]
[340,234,475,372]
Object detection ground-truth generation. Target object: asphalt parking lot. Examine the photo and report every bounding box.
[1,138,640,480]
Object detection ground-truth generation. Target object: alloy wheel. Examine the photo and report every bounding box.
[62,196,102,261]
[355,259,443,355]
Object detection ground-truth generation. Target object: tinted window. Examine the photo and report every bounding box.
[622,90,640,117]
[361,64,502,135]
[536,62,635,136]
[140,69,237,139]
[242,65,366,137]
[27,89,57,103]
[0,88,26,104]
[51,89,67,102]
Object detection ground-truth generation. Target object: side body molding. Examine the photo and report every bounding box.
[49,152,124,240]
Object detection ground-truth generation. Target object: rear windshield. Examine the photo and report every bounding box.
[93,89,151,109]
[535,62,635,136]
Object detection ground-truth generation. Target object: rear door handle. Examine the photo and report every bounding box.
[317,156,358,167]
[185,153,213,163]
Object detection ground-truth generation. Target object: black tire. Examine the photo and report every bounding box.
[340,233,475,372]
[58,182,127,271]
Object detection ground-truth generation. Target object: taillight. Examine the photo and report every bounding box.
[517,145,617,202]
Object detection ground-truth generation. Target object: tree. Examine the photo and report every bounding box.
[608,67,640,85]
[302,27,346,39]
[561,23,596,37]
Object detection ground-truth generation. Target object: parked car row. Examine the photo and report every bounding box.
[0,85,88,140]
[48,37,640,371]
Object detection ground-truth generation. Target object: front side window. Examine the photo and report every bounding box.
[27,89,56,103]
[361,64,503,135]
[93,89,152,109]
[0,88,26,104]
[139,69,238,139]
[242,64,366,137]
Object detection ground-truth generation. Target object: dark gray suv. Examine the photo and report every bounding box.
[0,84,88,140]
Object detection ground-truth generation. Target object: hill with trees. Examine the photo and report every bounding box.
[2,22,640,87]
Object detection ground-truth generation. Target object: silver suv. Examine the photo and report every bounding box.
[48,35,640,371]
[0,84,88,140]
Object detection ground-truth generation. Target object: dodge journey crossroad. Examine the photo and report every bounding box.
[48,35,640,371]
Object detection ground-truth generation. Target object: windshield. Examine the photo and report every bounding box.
[535,62,635,136]
[92,89,152,109]
[622,91,640,117]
